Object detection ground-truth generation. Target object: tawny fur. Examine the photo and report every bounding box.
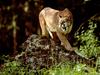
[39,7,74,51]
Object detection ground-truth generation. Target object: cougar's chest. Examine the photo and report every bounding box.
[45,15,58,32]
[46,22,57,32]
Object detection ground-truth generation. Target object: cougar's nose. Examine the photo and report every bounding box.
[61,21,67,30]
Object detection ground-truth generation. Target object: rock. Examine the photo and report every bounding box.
[16,34,96,69]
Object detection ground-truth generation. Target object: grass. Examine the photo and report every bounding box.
[0,60,99,75]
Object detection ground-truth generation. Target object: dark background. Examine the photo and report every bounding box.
[0,0,100,55]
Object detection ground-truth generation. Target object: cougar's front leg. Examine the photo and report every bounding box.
[39,13,48,37]
[56,31,74,51]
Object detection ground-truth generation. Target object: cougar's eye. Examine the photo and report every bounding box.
[59,15,62,18]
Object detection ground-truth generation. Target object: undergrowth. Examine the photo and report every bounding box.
[0,60,99,75]
[75,20,100,59]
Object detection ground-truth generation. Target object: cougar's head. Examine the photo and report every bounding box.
[58,8,73,34]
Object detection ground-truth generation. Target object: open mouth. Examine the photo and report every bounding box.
[61,21,67,31]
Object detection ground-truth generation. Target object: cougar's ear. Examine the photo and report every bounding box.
[63,8,69,12]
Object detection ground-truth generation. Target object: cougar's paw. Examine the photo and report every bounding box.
[65,46,77,52]
[70,47,77,51]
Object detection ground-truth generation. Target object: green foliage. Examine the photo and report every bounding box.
[47,62,99,75]
[0,61,35,75]
[0,61,99,75]
[75,20,100,58]
[96,57,100,72]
